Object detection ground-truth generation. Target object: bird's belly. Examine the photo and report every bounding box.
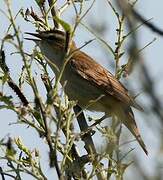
[61,73,114,113]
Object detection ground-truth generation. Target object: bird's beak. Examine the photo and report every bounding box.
[24,32,41,42]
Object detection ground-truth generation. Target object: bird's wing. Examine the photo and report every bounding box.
[70,51,142,111]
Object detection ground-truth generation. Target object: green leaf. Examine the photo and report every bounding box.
[0,74,9,85]
[0,95,13,106]
[54,16,71,33]
[35,0,45,6]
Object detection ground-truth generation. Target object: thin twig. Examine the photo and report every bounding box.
[117,0,163,36]
[48,0,59,28]
[0,50,29,106]
[0,167,6,180]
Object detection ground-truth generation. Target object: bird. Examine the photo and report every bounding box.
[25,29,148,155]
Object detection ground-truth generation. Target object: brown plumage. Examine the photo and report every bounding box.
[69,50,147,155]
[26,30,148,155]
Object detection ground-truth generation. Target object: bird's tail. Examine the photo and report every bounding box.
[119,107,148,155]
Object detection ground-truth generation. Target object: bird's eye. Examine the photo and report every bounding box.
[48,35,57,41]
[47,34,65,44]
